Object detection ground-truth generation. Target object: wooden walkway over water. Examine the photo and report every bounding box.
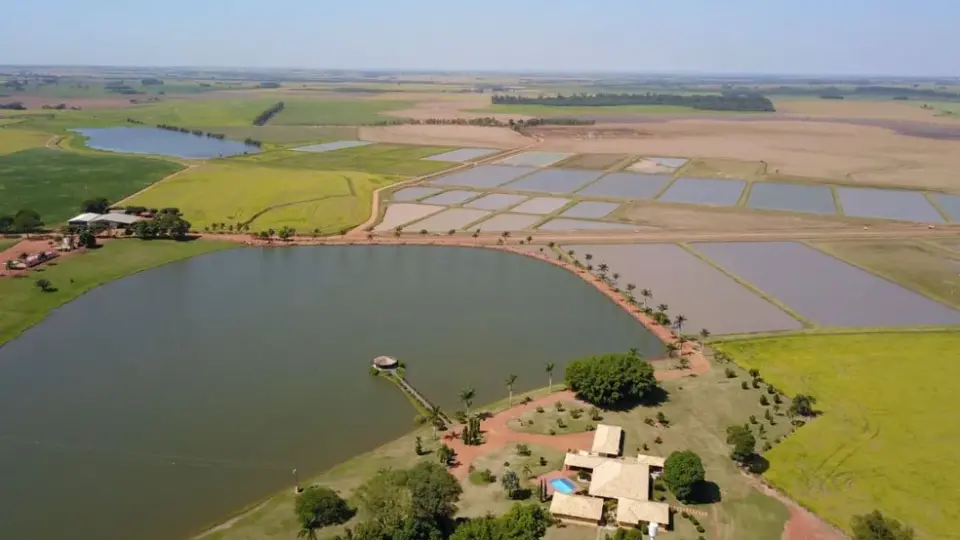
[373,363,452,425]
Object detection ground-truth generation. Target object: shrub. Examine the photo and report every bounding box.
[763,441,772,451]
[654,436,663,444]
[767,385,776,395]
[586,424,596,431]
[565,352,658,407]
[535,406,544,413]
[663,451,706,503]
[741,381,749,390]
[539,456,547,466]
[556,418,566,428]
[748,369,760,378]
[644,417,655,426]
[554,401,564,412]
[588,406,602,421]
[569,407,583,419]
[454,410,468,424]
[749,415,758,424]
[760,395,769,406]
[656,411,668,425]
[724,368,737,378]
[774,393,783,404]
[515,444,531,456]
[548,429,556,436]
[751,378,761,389]
[697,525,706,533]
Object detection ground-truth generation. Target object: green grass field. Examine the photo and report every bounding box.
[268,99,411,126]
[0,148,183,223]
[0,238,20,251]
[123,163,401,233]
[715,333,960,540]
[0,128,51,154]
[809,240,960,309]
[473,103,749,116]
[3,80,251,99]
[240,144,455,176]
[678,157,768,181]
[0,239,233,348]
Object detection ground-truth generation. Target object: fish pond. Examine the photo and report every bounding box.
[73,127,261,159]
[0,246,662,540]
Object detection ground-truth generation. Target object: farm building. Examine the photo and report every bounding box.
[587,461,650,500]
[67,213,101,225]
[93,213,142,228]
[549,492,604,526]
[591,424,624,456]
[616,498,671,528]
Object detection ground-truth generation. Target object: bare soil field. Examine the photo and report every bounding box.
[775,98,960,124]
[529,120,960,190]
[359,124,529,148]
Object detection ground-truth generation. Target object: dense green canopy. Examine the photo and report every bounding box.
[564,351,658,407]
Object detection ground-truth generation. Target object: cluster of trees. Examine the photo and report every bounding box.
[852,510,914,540]
[294,486,354,539]
[141,78,164,86]
[725,425,756,464]
[760,84,960,102]
[253,101,285,126]
[448,503,552,540]
[564,350,658,407]
[127,209,191,240]
[0,209,43,233]
[0,102,26,110]
[258,81,282,89]
[492,92,776,112]
[40,103,68,110]
[460,416,482,446]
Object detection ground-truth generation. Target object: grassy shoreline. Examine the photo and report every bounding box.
[0,239,235,349]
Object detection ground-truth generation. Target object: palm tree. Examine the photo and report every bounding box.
[297,524,318,540]
[612,272,620,283]
[427,405,443,440]
[567,249,575,258]
[674,314,687,334]
[394,226,402,238]
[597,263,609,279]
[526,236,532,243]
[585,253,593,262]
[626,283,636,294]
[505,374,517,407]
[545,362,555,392]
[665,342,679,358]
[459,388,475,416]
[628,347,640,358]
[501,231,510,242]
[657,303,668,314]
[700,328,711,340]
[641,289,652,308]
[522,465,533,479]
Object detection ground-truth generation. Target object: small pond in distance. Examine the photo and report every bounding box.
[0,245,662,540]
[73,127,261,159]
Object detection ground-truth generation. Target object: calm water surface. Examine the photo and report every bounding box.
[73,127,261,158]
[0,246,661,540]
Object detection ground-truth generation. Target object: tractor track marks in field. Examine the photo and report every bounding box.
[242,175,359,228]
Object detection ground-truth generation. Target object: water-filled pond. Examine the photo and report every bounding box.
[73,127,261,159]
[0,246,662,540]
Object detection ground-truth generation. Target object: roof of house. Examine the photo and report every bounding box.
[564,452,612,470]
[93,212,141,225]
[67,213,101,223]
[588,461,650,501]
[549,493,604,521]
[616,498,671,525]
[635,454,667,468]
[591,424,623,455]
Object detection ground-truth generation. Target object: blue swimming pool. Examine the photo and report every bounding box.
[550,478,577,494]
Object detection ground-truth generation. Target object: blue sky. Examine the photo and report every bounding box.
[1,0,957,75]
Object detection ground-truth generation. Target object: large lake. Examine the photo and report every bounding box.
[73,127,261,159]
[0,246,662,540]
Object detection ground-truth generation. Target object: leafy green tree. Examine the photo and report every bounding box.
[450,504,551,540]
[354,469,413,531]
[500,469,520,499]
[294,486,353,531]
[789,394,817,417]
[565,352,658,407]
[35,278,53,292]
[640,288,652,308]
[851,510,915,540]
[663,450,705,502]
[674,314,687,333]
[78,228,97,248]
[726,425,756,463]
[12,209,43,232]
[81,197,110,213]
[414,436,423,456]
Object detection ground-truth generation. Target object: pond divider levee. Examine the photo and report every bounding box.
[372,360,452,425]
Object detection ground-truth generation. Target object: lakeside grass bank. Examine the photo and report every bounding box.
[0,239,235,348]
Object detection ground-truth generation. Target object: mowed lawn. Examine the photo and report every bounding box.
[241,144,456,176]
[0,128,51,154]
[715,333,960,539]
[0,148,183,223]
[0,239,233,347]
[268,99,412,126]
[123,163,403,233]
[809,240,960,309]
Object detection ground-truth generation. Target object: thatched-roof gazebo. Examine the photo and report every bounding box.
[372,356,399,370]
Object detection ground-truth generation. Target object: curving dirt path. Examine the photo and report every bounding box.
[114,163,200,206]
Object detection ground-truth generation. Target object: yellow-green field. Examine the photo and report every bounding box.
[715,332,960,540]
[239,144,455,176]
[0,128,51,154]
[810,240,960,309]
[123,163,403,233]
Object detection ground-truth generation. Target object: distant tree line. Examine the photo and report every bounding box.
[141,78,164,86]
[0,102,26,110]
[367,116,595,131]
[253,101,285,126]
[759,85,960,101]
[126,119,264,146]
[258,82,281,89]
[493,91,777,112]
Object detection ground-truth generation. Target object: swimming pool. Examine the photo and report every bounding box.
[550,478,577,494]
